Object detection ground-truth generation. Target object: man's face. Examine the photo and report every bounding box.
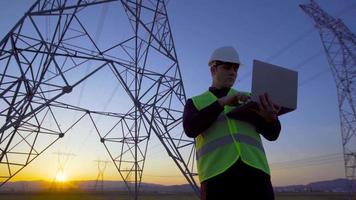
[211,62,239,88]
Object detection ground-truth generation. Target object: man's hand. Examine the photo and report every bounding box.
[218,92,250,107]
[250,93,281,122]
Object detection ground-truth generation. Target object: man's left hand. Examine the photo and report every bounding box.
[249,93,281,122]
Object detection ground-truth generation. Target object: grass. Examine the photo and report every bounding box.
[276,192,355,200]
[0,191,199,200]
[0,192,355,200]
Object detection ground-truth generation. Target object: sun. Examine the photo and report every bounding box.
[55,172,67,183]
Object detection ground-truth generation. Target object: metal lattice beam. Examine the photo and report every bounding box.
[0,0,199,199]
[300,1,356,199]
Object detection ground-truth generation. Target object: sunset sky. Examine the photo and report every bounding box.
[0,0,355,188]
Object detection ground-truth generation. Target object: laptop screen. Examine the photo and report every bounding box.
[251,60,298,115]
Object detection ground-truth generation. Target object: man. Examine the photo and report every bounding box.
[183,46,281,200]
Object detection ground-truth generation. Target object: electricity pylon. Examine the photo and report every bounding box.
[94,159,110,192]
[301,1,356,199]
[0,0,199,199]
[50,151,75,190]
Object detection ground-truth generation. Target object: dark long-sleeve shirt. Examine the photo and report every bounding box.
[183,87,281,141]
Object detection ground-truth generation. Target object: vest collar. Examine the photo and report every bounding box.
[208,87,231,98]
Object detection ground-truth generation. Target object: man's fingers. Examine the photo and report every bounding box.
[249,108,259,114]
[235,93,250,103]
[257,102,264,113]
[229,95,239,105]
[241,95,250,102]
[234,94,242,104]
[259,94,268,110]
[265,93,274,108]
[273,104,281,112]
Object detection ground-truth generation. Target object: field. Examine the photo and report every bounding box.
[0,192,355,200]
[276,192,355,200]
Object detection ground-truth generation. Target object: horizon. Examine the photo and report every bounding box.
[0,0,355,191]
[3,176,354,188]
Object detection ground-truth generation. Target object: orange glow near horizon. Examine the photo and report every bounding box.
[55,172,67,183]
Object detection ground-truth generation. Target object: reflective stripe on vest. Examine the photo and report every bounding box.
[196,133,265,160]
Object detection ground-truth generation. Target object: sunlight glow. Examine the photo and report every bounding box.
[55,172,67,182]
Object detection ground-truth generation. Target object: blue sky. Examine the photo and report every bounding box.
[0,0,355,187]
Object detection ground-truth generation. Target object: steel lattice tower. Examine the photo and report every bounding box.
[0,0,199,199]
[300,0,356,198]
[50,152,75,190]
[94,160,110,192]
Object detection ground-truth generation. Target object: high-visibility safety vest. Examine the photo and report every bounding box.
[192,88,270,182]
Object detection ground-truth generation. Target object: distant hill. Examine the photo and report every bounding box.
[1,178,355,193]
[75,180,193,193]
[274,178,356,193]
[0,180,195,193]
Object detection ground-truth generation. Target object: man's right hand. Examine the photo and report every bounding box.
[218,93,250,107]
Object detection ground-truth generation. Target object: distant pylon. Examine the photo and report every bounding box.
[51,151,75,190]
[300,1,356,199]
[94,160,110,192]
[0,0,198,199]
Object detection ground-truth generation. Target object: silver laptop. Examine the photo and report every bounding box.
[227,59,298,117]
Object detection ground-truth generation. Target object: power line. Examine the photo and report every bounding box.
[272,157,343,170]
[270,152,343,170]
[61,2,110,158]
[298,68,330,87]
[238,1,356,84]
[75,3,109,107]
[270,152,342,165]
[265,27,316,63]
[294,51,323,70]
[237,25,315,83]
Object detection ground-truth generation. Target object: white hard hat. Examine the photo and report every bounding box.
[208,46,240,66]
